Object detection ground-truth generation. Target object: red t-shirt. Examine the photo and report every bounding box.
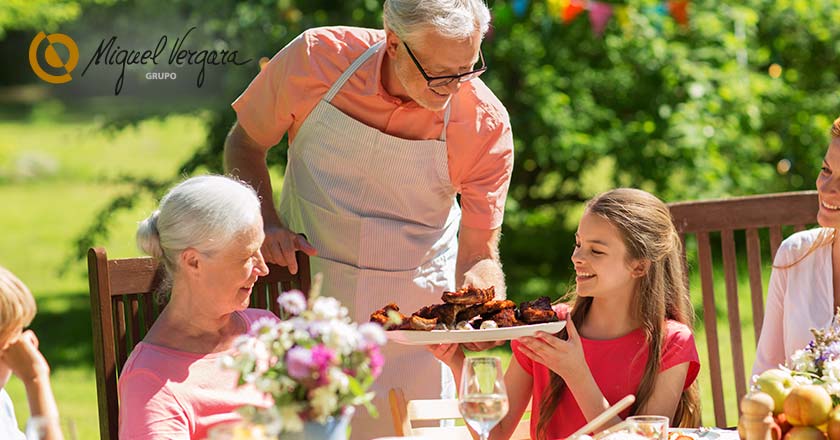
[511,319,700,440]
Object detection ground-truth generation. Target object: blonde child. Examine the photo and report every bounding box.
[432,188,701,440]
[0,266,62,440]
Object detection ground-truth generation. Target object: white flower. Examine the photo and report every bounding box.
[310,386,339,422]
[311,296,347,321]
[278,405,304,433]
[358,322,387,347]
[789,349,816,372]
[321,321,361,354]
[250,316,280,338]
[277,290,307,316]
[327,367,350,394]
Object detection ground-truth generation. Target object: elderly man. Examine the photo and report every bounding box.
[224,0,513,436]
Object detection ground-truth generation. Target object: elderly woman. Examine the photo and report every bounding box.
[753,117,840,375]
[118,175,273,440]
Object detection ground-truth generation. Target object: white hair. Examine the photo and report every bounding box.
[136,175,261,273]
[383,0,491,44]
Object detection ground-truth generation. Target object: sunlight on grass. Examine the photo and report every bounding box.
[0,113,207,439]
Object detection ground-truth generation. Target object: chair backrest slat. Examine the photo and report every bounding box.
[254,284,268,309]
[769,225,783,261]
[745,228,765,342]
[128,295,141,354]
[114,298,128,375]
[268,283,281,316]
[142,294,155,334]
[88,247,310,440]
[695,231,727,427]
[668,190,819,428]
[720,229,747,407]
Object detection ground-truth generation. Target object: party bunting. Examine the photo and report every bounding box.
[546,0,569,18]
[534,0,690,36]
[668,0,690,26]
[513,0,530,17]
[588,1,614,35]
[563,0,587,23]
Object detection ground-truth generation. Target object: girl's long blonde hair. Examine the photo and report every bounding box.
[536,188,700,439]
[775,116,840,270]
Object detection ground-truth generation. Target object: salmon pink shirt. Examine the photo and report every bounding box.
[511,320,700,440]
[232,26,514,230]
[118,309,275,440]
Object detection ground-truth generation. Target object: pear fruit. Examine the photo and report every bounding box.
[784,426,827,440]
[826,406,840,440]
[784,386,833,427]
[757,369,796,414]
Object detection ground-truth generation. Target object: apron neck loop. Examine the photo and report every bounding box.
[323,41,384,103]
[323,39,451,143]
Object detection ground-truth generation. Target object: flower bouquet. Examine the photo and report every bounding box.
[750,308,840,440]
[782,308,840,405]
[218,277,386,438]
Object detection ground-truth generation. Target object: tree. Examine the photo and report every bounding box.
[45,0,840,301]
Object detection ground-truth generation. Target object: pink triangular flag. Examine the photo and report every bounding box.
[588,1,614,35]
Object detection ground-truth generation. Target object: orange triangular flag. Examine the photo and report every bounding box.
[668,0,689,26]
[563,0,587,23]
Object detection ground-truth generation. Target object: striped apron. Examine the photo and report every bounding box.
[277,40,458,438]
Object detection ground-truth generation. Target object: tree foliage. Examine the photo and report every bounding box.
[11,0,840,300]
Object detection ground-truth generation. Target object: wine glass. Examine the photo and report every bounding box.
[458,356,509,440]
[626,415,669,440]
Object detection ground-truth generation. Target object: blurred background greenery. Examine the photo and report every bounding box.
[2,0,840,437]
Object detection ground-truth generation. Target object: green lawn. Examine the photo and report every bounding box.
[0,111,206,439]
[0,105,773,437]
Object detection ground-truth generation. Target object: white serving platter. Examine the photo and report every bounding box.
[385,321,566,345]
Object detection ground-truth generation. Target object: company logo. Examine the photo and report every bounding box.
[29,32,80,84]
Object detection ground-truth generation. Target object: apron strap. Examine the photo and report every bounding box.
[324,41,384,103]
[323,39,451,143]
[441,104,451,142]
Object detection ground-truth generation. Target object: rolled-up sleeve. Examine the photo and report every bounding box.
[232,33,324,148]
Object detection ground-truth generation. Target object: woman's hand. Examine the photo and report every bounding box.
[516,318,587,382]
[428,343,466,372]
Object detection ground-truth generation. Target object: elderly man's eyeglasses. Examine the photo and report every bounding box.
[403,42,487,88]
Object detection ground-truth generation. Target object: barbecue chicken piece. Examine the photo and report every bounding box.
[456,299,516,323]
[408,315,438,331]
[441,285,495,305]
[413,303,464,327]
[369,303,407,329]
[484,308,521,328]
[518,296,560,324]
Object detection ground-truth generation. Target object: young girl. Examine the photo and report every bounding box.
[0,265,63,440]
[432,188,701,440]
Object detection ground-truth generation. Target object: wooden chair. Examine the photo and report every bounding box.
[667,190,819,428]
[87,247,310,440]
[389,388,531,439]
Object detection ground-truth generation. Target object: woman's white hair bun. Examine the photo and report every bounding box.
[136,210,164,259]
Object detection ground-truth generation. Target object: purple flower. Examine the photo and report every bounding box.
[278,290,307,316]
[826,342,840,359]
[311,345,336,385]
[286,347,313,380]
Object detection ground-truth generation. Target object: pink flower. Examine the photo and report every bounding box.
[368,345,384,378]
[311,345,336,386]
[286,347,313,380]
